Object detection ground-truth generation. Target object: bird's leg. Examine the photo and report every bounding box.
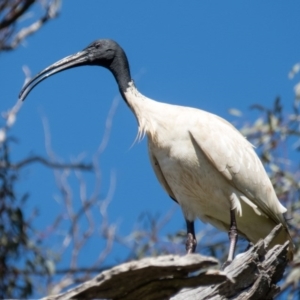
[185,219,197,254]
[227,209,238,262]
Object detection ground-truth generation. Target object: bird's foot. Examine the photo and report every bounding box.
[185,233,197,254]
[222,260,232,271]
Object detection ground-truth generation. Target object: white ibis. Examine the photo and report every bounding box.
[19,39,293,262]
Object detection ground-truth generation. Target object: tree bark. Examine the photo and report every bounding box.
[43,225,289,300]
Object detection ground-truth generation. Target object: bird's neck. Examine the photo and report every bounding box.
[122,82,166,141]
[108,51,168,140]
[108,50,132,99]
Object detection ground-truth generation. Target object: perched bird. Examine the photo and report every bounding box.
[19,39,293,262]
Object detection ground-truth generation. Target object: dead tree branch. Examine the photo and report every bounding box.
[0,0,61,51]
[0,155,93,170]
[41,225,290,300]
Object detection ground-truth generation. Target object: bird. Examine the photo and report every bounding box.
[19,39,293,262]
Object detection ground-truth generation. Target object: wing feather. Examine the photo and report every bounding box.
[188,114,287,225]
[148,150,177,201]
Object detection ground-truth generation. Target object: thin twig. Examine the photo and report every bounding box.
[0,155,93,170]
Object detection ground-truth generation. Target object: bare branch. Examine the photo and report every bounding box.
[39,99,120,294]
[41,228,290,300]
[0,155,93,170]
[0,0,61,51]
[0,99,23,144]
[0,0,35,30]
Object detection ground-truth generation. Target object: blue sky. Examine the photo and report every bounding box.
[1,0,300,288]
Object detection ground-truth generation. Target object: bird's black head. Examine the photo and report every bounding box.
[83,39,120,68]
[19,39,132,101]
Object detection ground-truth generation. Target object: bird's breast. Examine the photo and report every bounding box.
[148,129,232,222]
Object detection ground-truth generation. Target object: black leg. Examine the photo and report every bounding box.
[227,209,238,262]
[185,219,197,254]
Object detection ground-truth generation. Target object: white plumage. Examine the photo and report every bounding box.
[19,39,293,261]
[124,81,292,258]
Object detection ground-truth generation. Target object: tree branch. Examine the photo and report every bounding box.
[41,225,290,300]
[0,0,61,51]
[0,0,35,30]
[0,155,93,170]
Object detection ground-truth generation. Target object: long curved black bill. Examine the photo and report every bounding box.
[19,50,89,101]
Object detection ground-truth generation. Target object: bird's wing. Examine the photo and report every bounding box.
[188,113,287,224]
[148,150,177,201]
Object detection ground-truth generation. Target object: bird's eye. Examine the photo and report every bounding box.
[95,43,101,49]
